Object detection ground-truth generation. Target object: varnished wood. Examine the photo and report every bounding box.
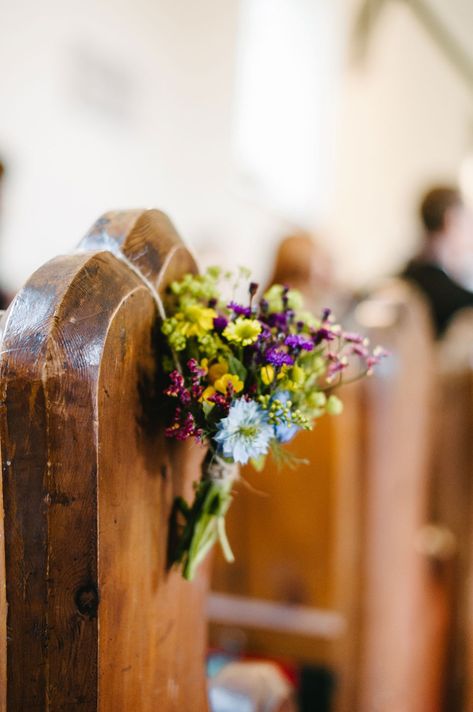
[433,311,473,711]
[210,379,363,697]
[0,210,208,711]
[356,280,448,712]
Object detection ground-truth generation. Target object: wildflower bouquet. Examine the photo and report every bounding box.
[161,267,384,580]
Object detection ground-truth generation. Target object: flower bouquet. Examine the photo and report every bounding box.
[161,267,385,580]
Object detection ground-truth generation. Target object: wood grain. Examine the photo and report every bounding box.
[356,280,448,712]
[0,210,209,711]
[432,313,473,711]
[210,377,363,692]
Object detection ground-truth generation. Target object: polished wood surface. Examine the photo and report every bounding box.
[433,310,473,711]
[210,376,363,701]
[0,210,209,711]
[356,280,448,712]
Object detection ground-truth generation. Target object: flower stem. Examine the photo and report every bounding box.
[175,476,235,581]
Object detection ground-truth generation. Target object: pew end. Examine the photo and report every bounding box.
[0,210,208,711]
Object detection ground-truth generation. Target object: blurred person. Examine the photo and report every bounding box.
[401,185,473,337]
[267,231,351,317]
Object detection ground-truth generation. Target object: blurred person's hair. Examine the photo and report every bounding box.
[268,231,335,292]
[420,186,463,235]
[270,232,315,285]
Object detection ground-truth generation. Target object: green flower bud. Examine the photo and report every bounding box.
[326,395,344,416]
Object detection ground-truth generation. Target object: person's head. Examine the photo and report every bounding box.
[419,185,473,269]
[269,231,334,291]
[420,186,463,235]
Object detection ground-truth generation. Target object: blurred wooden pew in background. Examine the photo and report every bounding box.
[354,280,449,712]
[433,308,473,711]
[210,279,452,712]
[210,379,362,701]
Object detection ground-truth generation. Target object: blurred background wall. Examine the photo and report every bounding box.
[1,0,473,291]
[331,0,473,285]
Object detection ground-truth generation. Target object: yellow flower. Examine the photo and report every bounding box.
[223,318,261,346]
[208,359,228,384]
[200,386,216,403]
[260,365,275,385]
[277,364,289,380]
[276,364,303,391]
[214,373,244,394]
[176,305,217,338]
[200,358,209,374]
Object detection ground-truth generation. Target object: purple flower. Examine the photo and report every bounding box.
[266,312,288,330]
[265,346,294,367]
[285,334,314,351]
[228,301,251,317]
[313,327,336,345]
[343,331,364,344]
[165,408,201,441]
[257,323,272,342]
[208,392,231,412]
[325,351,349,381]
[366,347,389,371]
[164,370,191,405]
[249,282,259,297]
[213,315,228,331]
[326,360,347,380]
[191,384,204,400]
[351,343,369,358]
[321,307,331,322]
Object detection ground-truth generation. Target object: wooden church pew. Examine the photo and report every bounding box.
[0,210,209,711]
[433,308,473,711]
[210,279,451,712]
[354,279,450,712]
[209,324,364,710]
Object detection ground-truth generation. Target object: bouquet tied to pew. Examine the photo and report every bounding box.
[161,267,385,580]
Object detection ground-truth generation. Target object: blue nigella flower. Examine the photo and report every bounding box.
[214,400,274,464]
[273,391,300,444]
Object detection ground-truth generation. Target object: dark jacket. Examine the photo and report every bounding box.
[402,260,473,337]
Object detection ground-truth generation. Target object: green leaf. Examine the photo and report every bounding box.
[202,401,215,418]
[227,354,247,382]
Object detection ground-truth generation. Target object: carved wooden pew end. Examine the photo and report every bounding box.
[0,210,209,711]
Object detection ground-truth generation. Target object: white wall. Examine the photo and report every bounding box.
[328,0,473,286]
[2,0,473,293]
[0,0,341,293]
[0,0,241,289]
